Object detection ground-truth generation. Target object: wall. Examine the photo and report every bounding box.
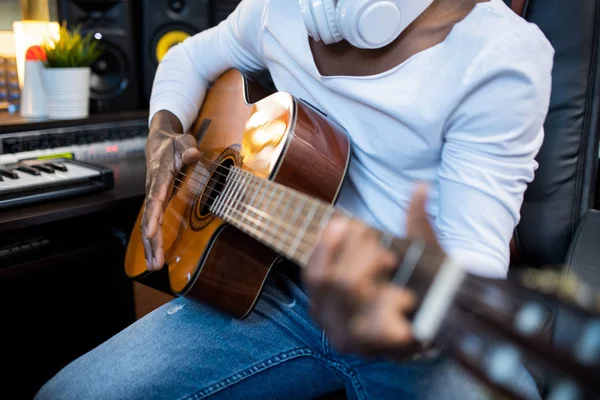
[0,0,58,30]
[0,2,22,31]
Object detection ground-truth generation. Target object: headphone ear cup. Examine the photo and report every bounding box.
[300,0,341,44]
[321,0,342,43]
[314,0,342,44]
[337,0,403,49]
[300,0,321,41]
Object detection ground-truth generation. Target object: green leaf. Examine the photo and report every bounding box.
[41,20,103,68]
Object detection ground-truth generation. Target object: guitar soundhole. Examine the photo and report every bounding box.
[198,157,234,217]
[189,146,241,231]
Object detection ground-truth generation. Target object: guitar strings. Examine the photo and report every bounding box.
[172,170,325,252]
[169,151,278,207]
[168,159,515,311]
[165,156,531,332]
[167,175,321,261]
[153,153,328,260]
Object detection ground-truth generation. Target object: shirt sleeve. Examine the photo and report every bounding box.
[149,0,268,132]
[436,25,555,278]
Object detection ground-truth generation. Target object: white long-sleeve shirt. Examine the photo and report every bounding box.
[150,0,554,278]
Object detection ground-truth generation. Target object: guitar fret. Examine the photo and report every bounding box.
[273,189,286,251]
[243,174,261,236]
[260,183,277,245]
[246,174,261,209]
[212,168,236,216]
[289,199,318,263]
[222,168,239,217]
[254,177,268,242]
[278,191,293,250]
[227,168,248,220]
[297,203,331,265]
[288,194,304,231]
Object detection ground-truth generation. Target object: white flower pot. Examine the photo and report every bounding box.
[41,67,91,119]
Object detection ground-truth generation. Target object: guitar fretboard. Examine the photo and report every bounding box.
[210,166,335,266]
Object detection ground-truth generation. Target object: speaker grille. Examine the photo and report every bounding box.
[210,0,242,25]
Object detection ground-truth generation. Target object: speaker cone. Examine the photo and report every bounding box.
[154,29,191,63]
[90,41,128,99]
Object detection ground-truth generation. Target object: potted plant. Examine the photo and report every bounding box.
[40,21,102,119]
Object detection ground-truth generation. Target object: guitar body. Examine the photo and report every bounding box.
[125,69,350,318]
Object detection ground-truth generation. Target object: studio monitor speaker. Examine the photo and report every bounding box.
[141,0,212,103]
[210,0,243,25]
[57,0,139,113]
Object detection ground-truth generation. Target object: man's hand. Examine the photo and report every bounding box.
[303,184,441,359]
[142,110,201,271]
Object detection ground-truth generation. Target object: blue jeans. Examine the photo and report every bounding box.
[35,269,540,399]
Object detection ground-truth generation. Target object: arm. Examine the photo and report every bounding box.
[436,25,555,278]
[142,0,268,270]
[149,0,268,132]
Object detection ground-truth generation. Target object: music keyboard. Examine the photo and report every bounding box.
[0,158,114,209]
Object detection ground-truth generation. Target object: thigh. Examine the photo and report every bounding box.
[34,271,343,400]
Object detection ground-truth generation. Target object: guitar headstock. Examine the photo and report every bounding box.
[518,268,600,315]
[444,268,600,400]
[376,233,600,399]
[381,234,600,399]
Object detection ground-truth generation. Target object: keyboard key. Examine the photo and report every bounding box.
[0,161,101,198]
[33,164,55,174]
[16,165,41,176]
[46,161,67,172]
[0,168,18,179]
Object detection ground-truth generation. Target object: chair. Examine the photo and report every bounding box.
[321,0,600,398]
[505,0,600,396]
[509,0,600,277]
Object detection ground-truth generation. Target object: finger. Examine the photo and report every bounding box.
[379,285,418,313]
[145,195,166,240]
[175,134,201,166]
[304,216,350,286]
[334,222,398,283]
[349,287,417,350]
[407,184,440,248]
[145,160,175,239]
[149,214,165,270]
[141,213,154,270]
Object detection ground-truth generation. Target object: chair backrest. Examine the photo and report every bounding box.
[505,0,600,268]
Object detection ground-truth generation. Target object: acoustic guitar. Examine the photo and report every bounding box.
[124,69,600,399]
[125,68,351,318]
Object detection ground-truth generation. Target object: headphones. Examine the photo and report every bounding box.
[300,0,435,49]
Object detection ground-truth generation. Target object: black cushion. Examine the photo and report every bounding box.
[513,0,600,267]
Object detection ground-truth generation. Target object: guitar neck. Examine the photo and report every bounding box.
[209,166,336,266]
[209,166,465,343]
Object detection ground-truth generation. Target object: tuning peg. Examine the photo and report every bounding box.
[546,380,582,400]
[514,302,547,336]
[574,320,600,366]
[485,344,522,386]
[520,269,597,311]
[520,268,559,293]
